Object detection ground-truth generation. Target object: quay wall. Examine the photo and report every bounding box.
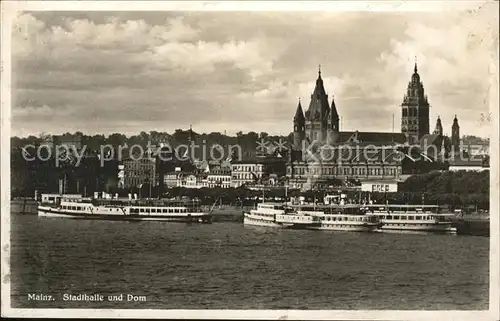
[10,200,38,214]
[452,216,490,237]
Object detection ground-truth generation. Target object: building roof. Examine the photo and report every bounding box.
[419,134,451,148]
[232,157,287,165]
[337,131,406,145]
[419,134,452,160]
[360,178,399,183]
[302,145,417,164]
[448,157,488,167]
[305,68,330,122]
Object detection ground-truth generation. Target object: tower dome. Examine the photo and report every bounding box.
[411,62,420,83]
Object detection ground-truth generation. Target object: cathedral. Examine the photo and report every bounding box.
[292,67,339,148]
[292,63,461,151]
[401,63,430,144]
[292,66,406,151]
[286,63,461,190]
[401,62,461,156]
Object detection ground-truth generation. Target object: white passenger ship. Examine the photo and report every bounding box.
[37,193,212,223]
[289,204,381,232]
[243,202,320,229]
[364,204,457,234]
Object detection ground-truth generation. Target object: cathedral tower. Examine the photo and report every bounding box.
[433,116,443,136]
[293,99,305,150]
[327,96,340,144]
[401,61,430,144]
[451,115,460,151]
[304,66,330,143]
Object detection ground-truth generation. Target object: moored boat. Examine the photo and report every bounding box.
[363,204,457,234]
[243,202,285,228]
[37,193,212,223]
[243,202,321,229]
[288,204,381,232]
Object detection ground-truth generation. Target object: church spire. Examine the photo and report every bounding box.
[293,98,305,150]
[330,96,339,121]
[294,98,305,124]
[313,64,326,89]
[414,56,418,73]
[433,116,443,136]
[451,114,460,152]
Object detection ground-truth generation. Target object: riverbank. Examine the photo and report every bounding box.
[203,206,248,222]
[10,201,490,236]
[10,200,38,215]
[452,215,490,237]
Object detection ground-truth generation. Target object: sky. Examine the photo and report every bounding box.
[10,3,499,138]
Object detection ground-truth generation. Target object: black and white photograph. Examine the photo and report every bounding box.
[1,1,499,319]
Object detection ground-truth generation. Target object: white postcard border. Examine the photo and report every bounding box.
[1,1,498,320]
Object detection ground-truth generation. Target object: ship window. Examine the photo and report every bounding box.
[387,215,392,219]
[140,208,145,213]
[151,208,156,213]
[408,216,414,220]
[174,209,179,213]
[394,215,399,219]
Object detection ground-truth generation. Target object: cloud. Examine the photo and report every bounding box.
[10,8,498,138]
[376,5,498,137]
[146,39,275,78]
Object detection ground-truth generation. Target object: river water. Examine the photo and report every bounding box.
[10,215,489,310]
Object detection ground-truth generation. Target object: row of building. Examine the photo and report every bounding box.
[13,63,489,197]
[115,63,488,192]
[117,144,488,193]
